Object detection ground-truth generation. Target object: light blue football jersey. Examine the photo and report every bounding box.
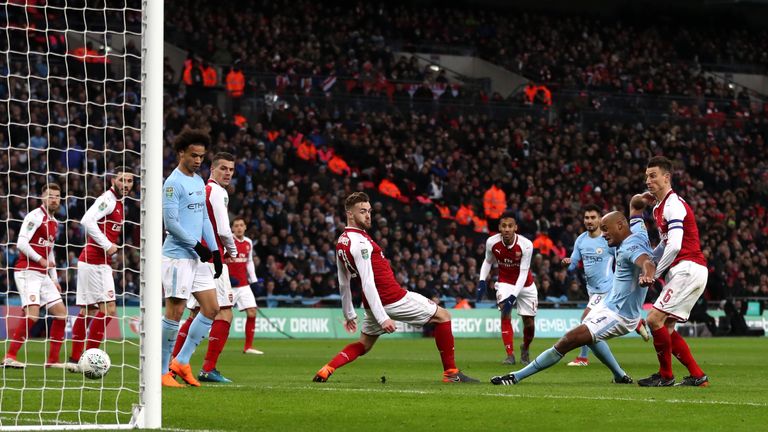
[603,218,653,319]
[568,232,615,295]
[162,168,217,259]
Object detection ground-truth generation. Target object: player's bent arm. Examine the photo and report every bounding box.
[246,254,258,284]
[351,240,389,325]
[479,259,493,281]
[479,238,497,281]
[654,228,682,278]
[17,213,44,263]
[81,196,117,250]
[162,208,199,248]
[201,217,219,253]
[337,256,357,321]
[634,254,657,286]
[513,241,534,293]
[47,248,57,280]
[210,187,237,257]
[566,238,581,271]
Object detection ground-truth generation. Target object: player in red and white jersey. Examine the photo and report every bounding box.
[638,156,709,387]
[66,168,134,371]
[476,211,538,366]
[228,217,264,355]
[172,152,238,383]
[3,183,68,369]
[313,192,478,383]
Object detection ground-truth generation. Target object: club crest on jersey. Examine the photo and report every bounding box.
[596,247,604,255]
[165,187,174,198]
[361,249,370,260]
[29,295,36,303]
[515,250,522,258]
[98,201,107,211]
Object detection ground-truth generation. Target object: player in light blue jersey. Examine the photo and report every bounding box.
[492,202,656,386]
[562,204,650,366]
[160,129,223,388]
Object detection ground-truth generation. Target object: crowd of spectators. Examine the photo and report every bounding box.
[2,1,768,311]
[166,0,767,101]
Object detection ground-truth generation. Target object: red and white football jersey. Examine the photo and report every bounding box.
[336,227,406,323]
[653,190,706,271]
[483,233,534,288]
[79,188,123,265]
[227,236,257,288]
[16,206,58,273]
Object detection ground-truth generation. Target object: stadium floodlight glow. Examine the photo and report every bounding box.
[429,64,441,72]
[0,0,162,429]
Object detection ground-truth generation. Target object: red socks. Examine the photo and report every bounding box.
[652,327,674,379]
[523,324,535,350]
[8,318,36,358]
[202,320,231,372]
[70,313,87,361]
[244,316,256,351]
[501,317,515,356]
[47,319,66,364]
[86,312,113,350]
[172,317,193,358]
[328,342,367,369]
[434,321,457,371]
[670,330,704,378]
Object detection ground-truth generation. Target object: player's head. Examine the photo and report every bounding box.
[645,156,673,195]
[111,166,135,198]
[232,217,246,237]
[600,211,630,247]
[211,152,235,186]
[582,204,602,233]
[173,128,210,173]
[345,192,371,230]
[498,211,517,243]
[41,183,61,213]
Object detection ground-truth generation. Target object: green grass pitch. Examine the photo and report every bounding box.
[1,337,766,431]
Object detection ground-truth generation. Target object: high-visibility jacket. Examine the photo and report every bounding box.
[435,204,452,220]
[472,216,488,233]
[533,233,555,255]
[233,114,247,129]
[537,85,552,106]
[454,298,472,309]
[202,66,218,87]
[328,155,350,176]
[296,141,317,162]
[524,84,538,104]
[454,205,474,226]
[483,185,506,219]
[378,179,401,199]
[226,70,245,98]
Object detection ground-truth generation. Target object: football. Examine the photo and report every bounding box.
[78,348,111,380]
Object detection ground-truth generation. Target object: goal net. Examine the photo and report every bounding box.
[1,0,161,429]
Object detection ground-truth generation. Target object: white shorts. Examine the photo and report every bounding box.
[586,293,607,310]
[496,282,538,316]
[232,285,258,311]
[161,257,215,300]
[362,291,438,336]
[583,304,639,342]
[14,270,63,309]
[653,261,708,322]
[76,262,116,306]
[187,263,234,309]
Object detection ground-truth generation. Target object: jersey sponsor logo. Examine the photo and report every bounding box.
[361,249,370,260]
[187,202,205,210]
[36,236,54,247]
[111,223,122,232]
[165,187,174,198]
[98,201,107,211]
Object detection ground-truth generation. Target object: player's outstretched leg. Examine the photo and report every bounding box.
[313,341,368,382]
[492,346,563,385]
[588,341,632,384]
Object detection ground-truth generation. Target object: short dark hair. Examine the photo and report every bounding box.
[583,204,601,215]
[647,156,672,173]
[345,192,370,211]
[232,216,246,226]
[42,183,60,194]
[112,166,134,176]
[499,211,516,222]
[212,152,235,167]
[173,128,210,153]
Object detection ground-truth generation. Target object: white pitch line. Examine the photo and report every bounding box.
[259,384,768,408]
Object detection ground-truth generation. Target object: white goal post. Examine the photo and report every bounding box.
[0,0,162,429]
